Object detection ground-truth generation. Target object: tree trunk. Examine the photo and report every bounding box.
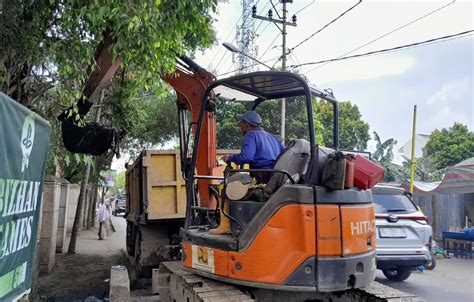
[67,164,91,254]
[90,181,99,228]
[82,184,89,228]
[86,181,97,229]
[84,183,92,229]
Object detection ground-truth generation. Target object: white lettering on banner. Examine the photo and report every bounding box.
[0,178,39,259]
[0,216,34,259]
[350,220,375,235]
[0,179,40,217]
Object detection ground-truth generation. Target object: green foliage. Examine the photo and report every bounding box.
[111,171,125,195]
[423,123,474,170]
[216,97,324,149]
[316,101,370,150]
[401,156,441,182]
[1,0,218,180]
[105,80,179,157]
[216,96,368,151]
[372,131,399,182]
[216,100,248,149]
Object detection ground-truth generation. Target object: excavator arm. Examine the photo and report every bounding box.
[162,59,218,209]
[66,33,218,208]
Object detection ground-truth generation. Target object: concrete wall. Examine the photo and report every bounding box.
[56,180,70,253]
[39,177,60,274]
[66,184,80,234]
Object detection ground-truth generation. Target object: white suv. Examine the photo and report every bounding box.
[372,185,433,281]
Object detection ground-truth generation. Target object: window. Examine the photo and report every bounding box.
[372,194,417,214]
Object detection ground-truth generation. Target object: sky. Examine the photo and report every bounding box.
[194,0,474,164]
[113,0,473,170]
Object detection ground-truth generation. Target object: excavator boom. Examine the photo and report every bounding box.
[67,33,219,209]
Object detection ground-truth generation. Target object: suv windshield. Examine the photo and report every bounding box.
[373,194,417,214]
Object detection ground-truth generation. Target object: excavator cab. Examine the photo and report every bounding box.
[180,71,376,294]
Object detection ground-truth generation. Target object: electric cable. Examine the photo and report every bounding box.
[247,1,273,46]
[254,0,273,37]
[290,29,473,69]
[290,0,363,52]
[258,32,281,60]
[270,0,282,20]
[217,55,281,77]
[293,0,315,16]
[306,0,457,73]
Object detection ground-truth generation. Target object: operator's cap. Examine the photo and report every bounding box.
[236,111,261,126]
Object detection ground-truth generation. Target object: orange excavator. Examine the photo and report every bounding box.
[174,69,377,296]
[65,35,377,299]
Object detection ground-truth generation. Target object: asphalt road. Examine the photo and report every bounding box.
[376,257,474,302]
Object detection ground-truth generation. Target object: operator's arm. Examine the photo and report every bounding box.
[228,133,257,165]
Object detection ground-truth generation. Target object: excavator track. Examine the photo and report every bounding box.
[156,261,254,302]
[156,262,424,302]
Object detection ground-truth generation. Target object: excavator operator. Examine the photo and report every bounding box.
[212,111,285,236]
[221,111,285,184]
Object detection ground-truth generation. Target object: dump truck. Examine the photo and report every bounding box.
[125,149,237,276]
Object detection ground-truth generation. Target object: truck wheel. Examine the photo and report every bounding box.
[134,233,152,278]
[126,223,135,256]
[134,234,144,277]
[382,267,412,281]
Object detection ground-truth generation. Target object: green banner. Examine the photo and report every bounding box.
[0,92,51,301]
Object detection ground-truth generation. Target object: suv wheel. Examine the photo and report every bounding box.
[425,257,436,270]
[382,267,412,281]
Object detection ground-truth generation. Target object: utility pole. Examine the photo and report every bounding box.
[252,0,296,143]
[281,1,287,143]
[409,105,417,194]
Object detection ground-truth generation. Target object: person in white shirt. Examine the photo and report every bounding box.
[98,201,110,240]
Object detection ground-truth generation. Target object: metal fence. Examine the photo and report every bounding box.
[413,192,474,238]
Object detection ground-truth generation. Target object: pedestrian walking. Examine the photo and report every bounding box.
[98,201,110,240]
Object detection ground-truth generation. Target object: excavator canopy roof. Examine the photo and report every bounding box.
[212,71,337,105]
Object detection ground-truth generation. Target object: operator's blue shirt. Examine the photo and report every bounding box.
[228,128,285,169]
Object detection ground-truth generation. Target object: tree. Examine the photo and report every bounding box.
[372,131,399,182]
[216,97,324,149]
[423,123,474,170]
[2,0,218,254]
[112,171,125,196]
[316,101,370,150]
[216,97,368,151]
[401,156,441,182]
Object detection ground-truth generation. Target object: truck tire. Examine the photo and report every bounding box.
[126,222,135,256]
[134,232,152,278]
[382,267,412,281]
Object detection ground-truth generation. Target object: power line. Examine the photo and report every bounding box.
[306,0,457,73]
[217,55,281,77]
[246,1,273,52]
[256,20,272,40]
[254,1,274,38]
[290,0,363,52]
[290,29,474,69]
[258,32,281,60]
[293,0,315,16]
